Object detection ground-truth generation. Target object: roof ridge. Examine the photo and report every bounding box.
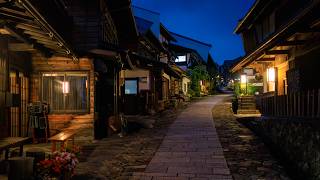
[169,31,212,48]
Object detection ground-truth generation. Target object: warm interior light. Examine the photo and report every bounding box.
[0,28,11,35]
[240,74,247,84]
[62,81,70,94]
[267,68,275,82]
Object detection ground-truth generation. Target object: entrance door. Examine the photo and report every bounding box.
[124,78,139,115]
[9,71,29,137]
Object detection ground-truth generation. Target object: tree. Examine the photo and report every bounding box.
[206,55,219,93]
[187,65,210,97]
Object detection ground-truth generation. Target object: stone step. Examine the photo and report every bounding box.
[239,106,257,110]
[239,98,255,101]
[237,109,260,114]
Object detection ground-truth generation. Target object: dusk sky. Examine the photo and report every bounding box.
[132,0,255,65]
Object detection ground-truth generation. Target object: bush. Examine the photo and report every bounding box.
[232,97,238,114]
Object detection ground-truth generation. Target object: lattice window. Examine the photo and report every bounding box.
[41,72,89,113]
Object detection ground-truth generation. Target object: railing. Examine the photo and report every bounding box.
[256,89,320,118]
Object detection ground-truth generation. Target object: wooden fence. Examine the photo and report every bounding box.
[256,89,320,118]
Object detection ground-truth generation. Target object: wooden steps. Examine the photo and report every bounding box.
[237,96,260,114]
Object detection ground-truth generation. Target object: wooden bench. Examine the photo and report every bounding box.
[0,137,31,160]
[49,130,77,152]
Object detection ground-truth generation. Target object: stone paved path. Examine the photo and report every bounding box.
[133,95,232,180]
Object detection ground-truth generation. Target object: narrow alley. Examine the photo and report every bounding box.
[73,95,291,180]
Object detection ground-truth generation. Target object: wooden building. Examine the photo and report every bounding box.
[121,8,180,114]
[169,32,215,96]
[0,0,138,139]
[0,0,78,138]
[231,0,320,117]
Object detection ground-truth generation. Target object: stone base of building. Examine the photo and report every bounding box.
[238,116,320,179]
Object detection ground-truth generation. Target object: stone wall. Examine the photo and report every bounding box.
[253,117,320,179]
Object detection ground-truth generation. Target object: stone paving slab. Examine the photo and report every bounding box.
[133,95,232,180]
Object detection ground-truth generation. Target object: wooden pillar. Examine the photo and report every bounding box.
[312,89,315,118]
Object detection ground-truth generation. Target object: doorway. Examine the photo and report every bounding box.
[124,78,139,115]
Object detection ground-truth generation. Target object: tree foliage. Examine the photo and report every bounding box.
[187,65,210,97]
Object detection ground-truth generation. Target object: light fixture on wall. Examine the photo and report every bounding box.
[240,74,248,95]
[267,67,276,92]
[267,67,275,82]
[62,81,70,94]
[240,74,247,84]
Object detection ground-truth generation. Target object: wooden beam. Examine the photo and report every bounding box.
[24,30,52,39]
[265,50,289,55]
[35,39,58,46]
[8,43,35,51]
[0,1,14,9]
[4,22,52,57]
[1,7,27,17]
[279,40,306,46]
[0,9,33,22]
[16,23,42,31]
[256,57,275,62]
[298,28,320,33]
[0,5,26,13]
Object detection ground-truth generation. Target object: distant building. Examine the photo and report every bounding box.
[169,33,214,95]
[220,57,241,85]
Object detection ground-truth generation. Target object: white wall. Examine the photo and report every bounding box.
[121,69,150,91]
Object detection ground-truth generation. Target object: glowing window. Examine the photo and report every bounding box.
[175,56,186,62]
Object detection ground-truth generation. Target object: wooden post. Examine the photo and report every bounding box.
[302,92,305,117]
[293,93,296,116]
[312,89,315,118]
[286,94,290,116]
[298,92,301,117]
[318,89,320,118]
[307,90,310,117]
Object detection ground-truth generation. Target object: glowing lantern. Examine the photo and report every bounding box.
[62,81,70,94]
[240,74,247,84]
[267,68,275,82]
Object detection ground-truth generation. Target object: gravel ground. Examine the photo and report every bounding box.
[212,96,291,180]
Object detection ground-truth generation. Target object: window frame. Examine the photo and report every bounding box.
[40,71,90,114]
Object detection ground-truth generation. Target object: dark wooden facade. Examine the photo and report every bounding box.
[0,0,138,140]
[232,0,320,118]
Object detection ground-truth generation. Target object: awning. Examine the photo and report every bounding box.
[0,0,77,61]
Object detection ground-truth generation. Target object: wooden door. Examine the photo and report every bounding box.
[124,78,139,115]
[10,71,29,137]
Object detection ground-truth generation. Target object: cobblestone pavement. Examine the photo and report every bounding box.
[212,95,291,180]
[73,103,189,179]
[132,95,232,180]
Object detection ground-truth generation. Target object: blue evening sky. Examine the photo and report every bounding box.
[132,0,255,65]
